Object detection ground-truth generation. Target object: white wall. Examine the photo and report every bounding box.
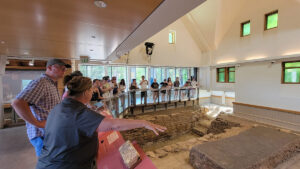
[209,0,300,111]
[213,0,300,64]
[114,19,203,67]
[236,59,300,111]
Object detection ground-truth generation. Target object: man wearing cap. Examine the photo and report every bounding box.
[12,59,71,156]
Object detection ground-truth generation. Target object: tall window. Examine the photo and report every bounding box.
[181,68,189,84]
[169,30,176,44]
[151,67,163,84]
[217,67,235,83]
[167,68,175,82]
[241,20,250,37]
[79,65,105,80]
[265,10,278,30]
[110,66,127,83]
[282,61,300,84]
[133,67,148,84]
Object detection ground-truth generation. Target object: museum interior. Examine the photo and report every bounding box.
[0,0,299,169]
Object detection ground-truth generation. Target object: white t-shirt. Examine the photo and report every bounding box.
[191,81,197,88]
[140,80,148,90]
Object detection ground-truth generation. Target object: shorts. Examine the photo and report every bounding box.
[141,91,147,97]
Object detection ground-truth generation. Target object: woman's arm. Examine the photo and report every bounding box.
[97,118,166,135]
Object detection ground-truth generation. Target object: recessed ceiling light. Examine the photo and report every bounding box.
[94,0,107,8]
[0,41,5,44]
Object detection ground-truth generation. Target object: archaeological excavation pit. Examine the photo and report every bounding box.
[121,106,300,169]
[121,106,241,156]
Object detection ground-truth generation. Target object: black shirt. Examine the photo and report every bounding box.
[36,98,104,169]
[151,82,159,89]
[174,81,180,87]
[91,91,100,101]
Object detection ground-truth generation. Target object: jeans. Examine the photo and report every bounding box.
[30,137,44,157]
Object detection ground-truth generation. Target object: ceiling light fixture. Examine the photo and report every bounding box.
[94,0,107,8]
[0,41,5,44]
[29,59,34,66]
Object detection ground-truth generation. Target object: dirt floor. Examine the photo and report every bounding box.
[141,114,300,169]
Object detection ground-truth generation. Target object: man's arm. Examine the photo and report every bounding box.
[97,118,166,135]
[12,99,46,128]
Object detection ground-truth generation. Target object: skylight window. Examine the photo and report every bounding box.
[241,21,251,37]
[169,30,176,44]
[265,10,278,30]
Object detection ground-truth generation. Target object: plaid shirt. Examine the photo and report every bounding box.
[16,74,61,140]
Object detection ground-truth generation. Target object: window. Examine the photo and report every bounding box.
[79,65,105,80]
[131,67,148,84]
[282,61,300,84]
[217,67,235,83]
[167,68,175,82]
[3,70,43,103]
[217,68,226,82]
[169,30,176,44]
[265,10,278,30]
[181,68,189,84]
[228,67,235,83]
[241,20,250,37]
[110,66,127,84]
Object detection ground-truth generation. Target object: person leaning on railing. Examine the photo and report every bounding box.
[174,77,180,99]
[160,79,168,102]
[118,79,126,106]
[130,79,139,105]
[35,76,166,169]
[151,78,159,103]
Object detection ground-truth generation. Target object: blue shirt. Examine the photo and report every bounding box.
[16,74,61,140]
[36,98,104,169]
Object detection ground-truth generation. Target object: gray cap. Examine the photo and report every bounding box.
[46,59,71,68]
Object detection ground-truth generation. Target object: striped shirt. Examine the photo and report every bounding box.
[16,74,61,140]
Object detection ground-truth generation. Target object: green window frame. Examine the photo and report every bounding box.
[282,61,300,84]
[241,20,251,37]
[265,10,278,30]
[217,67,235,83]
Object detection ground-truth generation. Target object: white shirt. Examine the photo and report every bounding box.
[140,80,148,90]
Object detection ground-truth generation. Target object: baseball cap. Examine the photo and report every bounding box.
[46,59,71,68]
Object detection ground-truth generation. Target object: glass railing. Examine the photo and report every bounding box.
[96,87,201,118]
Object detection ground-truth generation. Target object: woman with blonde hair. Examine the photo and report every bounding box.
[36,76,166,169]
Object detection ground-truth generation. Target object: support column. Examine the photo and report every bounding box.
[0,56,7,129]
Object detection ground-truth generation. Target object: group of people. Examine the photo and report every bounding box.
[128,76,198,104]
[12,59,166,169]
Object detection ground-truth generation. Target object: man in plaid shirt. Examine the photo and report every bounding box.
[12,59,71,156]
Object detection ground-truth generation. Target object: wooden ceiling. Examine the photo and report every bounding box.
[0,0,163,60]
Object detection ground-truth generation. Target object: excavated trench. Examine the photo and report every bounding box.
[121,106,240,152]
[120,106,300,169]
